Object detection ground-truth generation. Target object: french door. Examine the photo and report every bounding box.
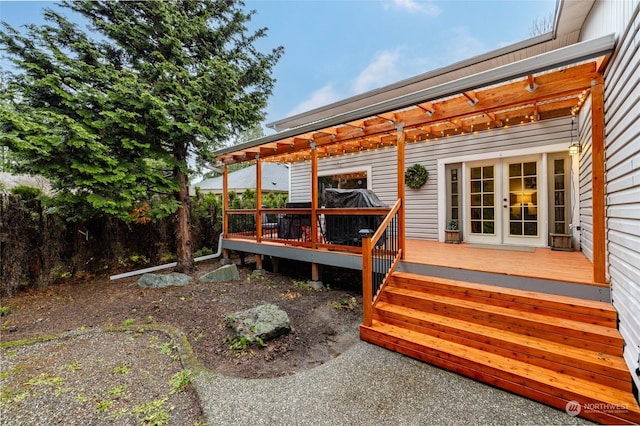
[465,155,545,246]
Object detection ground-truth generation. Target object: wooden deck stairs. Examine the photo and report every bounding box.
[360,271,640,425]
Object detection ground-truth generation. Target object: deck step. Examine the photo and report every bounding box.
[379,284,623,356]
[374,301,631,391]
[391,272,618,327]
[361,321,640,425]
[360,272,640,425]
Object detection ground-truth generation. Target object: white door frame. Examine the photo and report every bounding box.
[437,143,567,245]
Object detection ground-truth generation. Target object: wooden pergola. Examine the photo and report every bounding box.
[214,37,613,284]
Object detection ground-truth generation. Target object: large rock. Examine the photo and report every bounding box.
[225,304,290,342]
[199,264,240,282]
[137,272,191,288]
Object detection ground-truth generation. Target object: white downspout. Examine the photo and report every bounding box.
[109,233,224,281]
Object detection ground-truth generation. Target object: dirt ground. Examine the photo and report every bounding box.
[1,255,364,379]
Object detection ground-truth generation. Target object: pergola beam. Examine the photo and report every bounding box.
[218,62,601,165]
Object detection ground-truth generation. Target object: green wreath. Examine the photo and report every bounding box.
[405,163,429,189]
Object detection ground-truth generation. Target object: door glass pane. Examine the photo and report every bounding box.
[552,159,567,234]
[523,162,537,176]
[508,161,538,237]
[483,208,494,220]
[470,165,495,235]
[483,221,495,233]
[449,168,459,220]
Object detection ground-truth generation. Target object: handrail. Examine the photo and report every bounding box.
[227,207,391,215]
[370,199,401,247]
[362,198,402,327]
[225,206,393,249]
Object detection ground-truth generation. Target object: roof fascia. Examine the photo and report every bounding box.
[213,33,615,160]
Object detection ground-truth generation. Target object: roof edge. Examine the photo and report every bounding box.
[266,32,555,132]
[214,33,615,160]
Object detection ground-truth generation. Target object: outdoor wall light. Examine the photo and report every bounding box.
[569,141,581,156]
[568,116,580,156]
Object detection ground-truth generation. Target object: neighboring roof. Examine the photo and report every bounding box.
[0,172,52,194]
[191,162,289,194]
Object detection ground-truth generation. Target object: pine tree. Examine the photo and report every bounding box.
[0,1,283,272]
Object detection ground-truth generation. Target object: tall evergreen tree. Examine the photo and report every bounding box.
[0,1,283,272]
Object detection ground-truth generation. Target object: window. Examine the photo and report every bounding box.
[318,170,368,205]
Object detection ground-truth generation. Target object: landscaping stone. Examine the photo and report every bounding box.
[307,280,324,290]
[199,264,240,282]
[137,272,192,288]
[225,303,291,342]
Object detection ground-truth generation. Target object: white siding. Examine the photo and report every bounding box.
[581,0,639,40]
[291,117,573,241]
[583,0,640,395]
[578,98,594,263]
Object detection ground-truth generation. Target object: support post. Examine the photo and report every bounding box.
[256,158,262,243]
[221,164,231,264]
[591,76,606,284]
[223,164,229,238]
[309,142,323,289]
[396,124,406,259]
[362,236,372,326]
[271,257,279,274]
[311,143,318,249]
[309,262,323,289]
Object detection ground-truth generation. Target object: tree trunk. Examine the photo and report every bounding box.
[174,167,195,273]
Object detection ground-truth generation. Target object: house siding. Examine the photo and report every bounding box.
[583,0,640,394]
[578,97,594,262]
[291,117,572,241]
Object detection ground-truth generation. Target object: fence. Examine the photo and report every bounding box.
[0,193,220,296]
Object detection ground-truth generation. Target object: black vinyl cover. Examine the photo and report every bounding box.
[323,189,388,245]
[323,188,387,208]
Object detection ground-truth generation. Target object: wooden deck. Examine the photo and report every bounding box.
[404,240,601,287]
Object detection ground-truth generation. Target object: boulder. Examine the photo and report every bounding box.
[137,272,191,288]
[225,304,290,342]
[199,264,240,282]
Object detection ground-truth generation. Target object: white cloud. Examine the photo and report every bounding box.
[444,26,486,64]
[286,84,341,117]
[384,0,440,16]
[353,50,403,94]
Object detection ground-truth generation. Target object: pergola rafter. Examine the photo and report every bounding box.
[217,61,600,165]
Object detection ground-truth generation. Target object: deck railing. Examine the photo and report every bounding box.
[361,199,402,327]
[225,207,391,252]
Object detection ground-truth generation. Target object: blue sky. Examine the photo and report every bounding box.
[1,0,556,133]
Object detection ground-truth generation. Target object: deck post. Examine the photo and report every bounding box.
[256,158,262,243]
[362,236,373,326]
[309,143,324,288]
[591,76,606,284]
[396,124,406,259]
[222,164,231,264]
[311,143,318,249]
